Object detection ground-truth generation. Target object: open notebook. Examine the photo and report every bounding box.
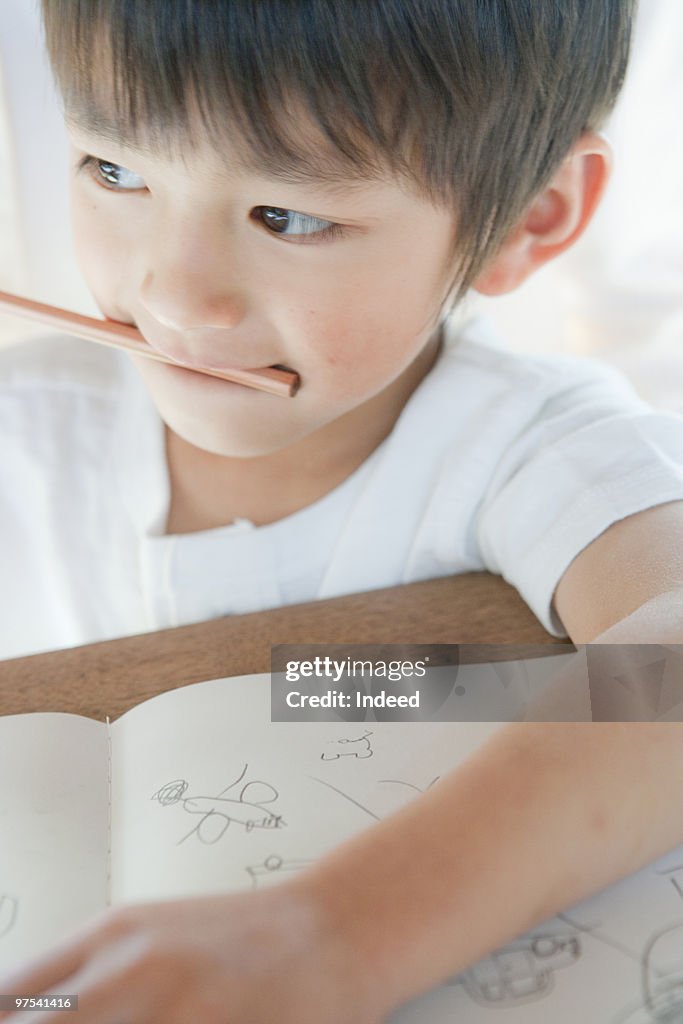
[1,672,681,1022]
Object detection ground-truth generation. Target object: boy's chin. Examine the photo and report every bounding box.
[130,353,313,458]
[163,411,306,460]
[158,397,323,460]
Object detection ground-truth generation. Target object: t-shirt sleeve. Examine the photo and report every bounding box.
[475,362,683,638]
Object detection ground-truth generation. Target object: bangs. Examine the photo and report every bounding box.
[42,0,635,303]
[44,0,450,196]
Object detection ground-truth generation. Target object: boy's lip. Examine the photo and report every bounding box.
[167,353,295,375]
[150,343,276,375]
[110,318,293,375]
[169,356,299,378]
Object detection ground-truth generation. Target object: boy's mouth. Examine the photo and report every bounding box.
[173,357,297,377]
[114,316,296,374]
[104,318,299,395]
[147,339,296,377]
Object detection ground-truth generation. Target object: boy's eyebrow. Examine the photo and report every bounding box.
[66,112,159,158]
[65,110,383,197]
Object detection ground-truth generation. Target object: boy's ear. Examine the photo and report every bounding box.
[472,133,612,296]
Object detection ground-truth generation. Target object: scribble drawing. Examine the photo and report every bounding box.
[642,923,683,1022]
[657,862,683,876]
[320,730,374,760]
[246,854,312,889]
[151,764,286,846]
[377,776,441,794]
[310,774,441,824]
[310,776,381,821]
[558,909,645,965]
[657,865,683,902]
[152,779,189,805]
[0,893,18,938]
[449,932,581,1008]
[611,921,683,1024]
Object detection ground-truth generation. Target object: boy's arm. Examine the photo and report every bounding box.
[1,505,681,1024]
[552,500,683,643]
[310,720,683,1019]
[308,503,683,1019]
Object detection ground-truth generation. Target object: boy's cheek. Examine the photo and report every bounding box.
[74,261,131,324]
[304,339,381,398]
[70,195,137,321]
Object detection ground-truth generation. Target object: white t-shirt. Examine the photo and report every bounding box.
[2,315,683,660]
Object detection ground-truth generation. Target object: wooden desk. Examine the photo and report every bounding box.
[0,573,570,720]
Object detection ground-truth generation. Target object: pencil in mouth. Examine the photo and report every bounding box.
[0,290,300,398]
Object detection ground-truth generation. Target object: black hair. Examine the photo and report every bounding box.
[41,0,636,303]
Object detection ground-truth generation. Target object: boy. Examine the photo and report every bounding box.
[0,1,682,1021]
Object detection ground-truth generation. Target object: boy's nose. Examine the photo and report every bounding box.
[140,270,247,331]
[137,220,249,366]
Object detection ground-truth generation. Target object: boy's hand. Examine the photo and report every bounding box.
[0,880,378,1024]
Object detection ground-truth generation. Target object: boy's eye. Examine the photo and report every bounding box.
[77,157,346,243]
[254,207,345,243]
[79,156,147,191]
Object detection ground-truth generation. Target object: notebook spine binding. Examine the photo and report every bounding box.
[106,716,112,906]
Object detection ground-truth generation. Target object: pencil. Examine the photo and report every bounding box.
[0,289,300,398]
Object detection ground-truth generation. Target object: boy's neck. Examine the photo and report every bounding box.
[163,327,443,535]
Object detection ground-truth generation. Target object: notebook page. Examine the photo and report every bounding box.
[111,672,683,1022]
[109,673,500,903]
[394,839,683,1023]
[0,713,109,974]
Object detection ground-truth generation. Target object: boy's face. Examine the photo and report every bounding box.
[67,117,456,459]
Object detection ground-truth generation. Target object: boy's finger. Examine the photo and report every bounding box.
[0,983,81,1024]
[0,971,130,1024]
[0,923,99,1020]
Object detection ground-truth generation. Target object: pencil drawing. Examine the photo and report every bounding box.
[641,922,683,1022]
[311,773,442,824]
[151,763,286,846]
[320,730,375,760]
[150,779,189,806]
[611,921,683,1023]
[246,854,312,889]
[309,776,381,821]
[0,893,18,938]
[449,931,581,1008]
[657,865,683,902]
[377,776,441,794]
